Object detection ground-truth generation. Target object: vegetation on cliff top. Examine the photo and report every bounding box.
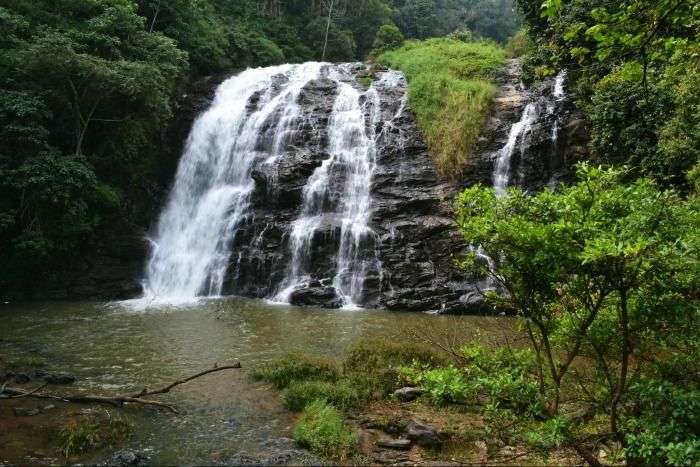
[378,37,506,177]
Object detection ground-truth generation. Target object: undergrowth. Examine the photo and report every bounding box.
[293,399,357,461]
[58,414,132,458]
[378,38,505,178]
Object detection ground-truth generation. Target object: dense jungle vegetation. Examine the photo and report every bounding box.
[0,0,519,299]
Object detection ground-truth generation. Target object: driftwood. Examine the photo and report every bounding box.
[0,362,241,414]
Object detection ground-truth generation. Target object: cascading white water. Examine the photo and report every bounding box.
[549,71,567,147]
[492,103,539,195]
[274,68,387,307]
[140,63,322,305]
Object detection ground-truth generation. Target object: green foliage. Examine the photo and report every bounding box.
[515,0,700,187]
[393,0,520,43]
[658,69,700,190]
[371,24,404,54]
[283,380,361,412]
[456,163,699,461]
[400,343,541,412]
[378,38,505,177]
[250,352,338,389]
[624,378,700,466]
[293,400,357,461]
[588,64,675,183]
[505,28,531,57]
[400,365,469,405]
[59,415,132,458]
[343,337,447,398]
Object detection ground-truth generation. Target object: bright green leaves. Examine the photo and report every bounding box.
[540,0,563,18]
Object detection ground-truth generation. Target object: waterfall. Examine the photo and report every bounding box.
[549,71,567,148]
[275,68,387,308]
[141,63,322,305]
[492,103,539,195]
[138,62,397,308]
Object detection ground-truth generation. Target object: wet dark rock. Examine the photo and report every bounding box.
[44,372,76,385]
[289,287,343,309]
[13,407,40,416]
[393,387,423,402]
[377,438,412,450]
[406,421,441,447]
[29,369,48,379]
[105,449,150,466]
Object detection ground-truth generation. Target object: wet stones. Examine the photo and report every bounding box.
[406,421,441,447]
[44,372,76,385]
[377,438,412,450]
[289,287,343,309]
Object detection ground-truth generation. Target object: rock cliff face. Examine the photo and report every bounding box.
[43,60,588,311]
[214,66,474,312]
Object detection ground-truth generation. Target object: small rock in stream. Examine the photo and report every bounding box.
[13,407,40,416]
[104,449,150,466]
[44,372,76,385]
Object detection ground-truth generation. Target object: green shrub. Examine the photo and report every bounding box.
[623,378,700,466]
[505,29,531,58]
[371,24,404,53]
[342,338,448,399]
[401,365,469,405]
[589,64,674,183]
[293,400,357,461]
[250,352,338,389]
[59,415,131,458]
[378,38,505,178]
[283,380,361,412]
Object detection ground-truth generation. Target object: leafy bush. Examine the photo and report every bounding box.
[250,352,338,389]
[293,400,357,461]
[378,38,505,178]
[624,378,700,466]
[283,380,361,412]
[505,29,531,58]
[371,24,404,53]
[401,365,469,405]
[589,65,675,183]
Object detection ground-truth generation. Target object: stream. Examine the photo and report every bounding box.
[0,299,515,465]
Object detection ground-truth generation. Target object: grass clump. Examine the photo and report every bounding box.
[58,415,132,458]
[343,337,449,399]
[378,37,505,178]
[283,380,361,412]
[293,399,357,461]
[250,351,338,389]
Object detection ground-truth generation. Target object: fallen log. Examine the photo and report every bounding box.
[0,362,242,414]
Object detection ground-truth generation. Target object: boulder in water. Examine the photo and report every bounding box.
[289,287,343,308]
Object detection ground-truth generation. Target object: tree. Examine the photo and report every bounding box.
[456,164,699,462]
[371,23,405,53]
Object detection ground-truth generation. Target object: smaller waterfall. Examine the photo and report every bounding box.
[492,103,539,195]
[549,71,567,148]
